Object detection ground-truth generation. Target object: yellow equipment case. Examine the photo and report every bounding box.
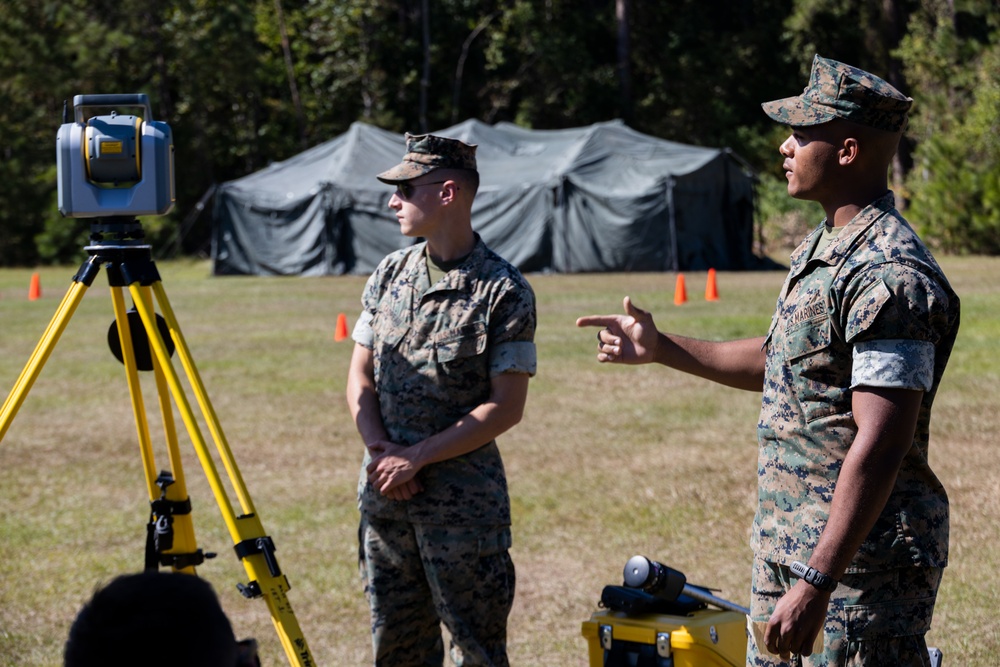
[581,607,747,667]
[582,556,749,667]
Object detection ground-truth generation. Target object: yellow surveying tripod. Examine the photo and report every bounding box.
[0,218,315,667]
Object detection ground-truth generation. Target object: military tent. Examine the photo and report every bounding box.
[211,119,761,276]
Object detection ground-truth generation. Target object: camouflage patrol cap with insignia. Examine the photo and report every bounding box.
[376,133,478,184]
[762,54,912,132]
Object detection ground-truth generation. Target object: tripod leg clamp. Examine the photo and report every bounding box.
[235,536,282,578]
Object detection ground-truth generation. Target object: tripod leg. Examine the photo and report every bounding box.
[152,281,256,512]
[111,286,201,573]
[0,279,91,442]
[129,280,316,667]
[111,286,160,497]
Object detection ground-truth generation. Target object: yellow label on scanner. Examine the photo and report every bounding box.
[101,140,124,154]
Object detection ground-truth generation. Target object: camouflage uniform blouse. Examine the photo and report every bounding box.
[755,192,959,573]
[353,236,537,526]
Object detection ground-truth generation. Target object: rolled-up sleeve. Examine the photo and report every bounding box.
[490,340,537,377]
[351,309,375,349]
[851,339,934,391]
[844,263,951,393]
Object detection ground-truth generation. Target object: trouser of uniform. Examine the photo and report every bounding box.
[747,555,942,667]
[359,516,515,667]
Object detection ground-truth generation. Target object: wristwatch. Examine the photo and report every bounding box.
[790,561,838,592]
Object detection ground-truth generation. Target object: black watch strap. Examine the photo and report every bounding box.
[790,561,838,592]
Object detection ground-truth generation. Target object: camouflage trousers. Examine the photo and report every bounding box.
[359,516,515,667]
[747,556,942,667]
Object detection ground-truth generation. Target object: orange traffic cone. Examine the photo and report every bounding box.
[334,313,349,342]
[705,268,719,301]
[28,272,41,301]
[673,273,687,305]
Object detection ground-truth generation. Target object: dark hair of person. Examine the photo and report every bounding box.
[64,571,239,667]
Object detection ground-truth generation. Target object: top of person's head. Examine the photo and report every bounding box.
[376,133,478,185]
[64,571,239,667]
[761,54,912,133]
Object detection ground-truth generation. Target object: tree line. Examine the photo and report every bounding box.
[0,0,996,266]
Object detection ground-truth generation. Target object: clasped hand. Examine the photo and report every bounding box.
[366,440,424,501]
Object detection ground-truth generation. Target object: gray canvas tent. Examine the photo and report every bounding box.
[211,119,760,276]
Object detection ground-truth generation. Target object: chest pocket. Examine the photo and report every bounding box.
[434,320,488,367]
[370,312,411,389]
[782,315,844,422]
[785,315,832,366]
[372,311,408,354]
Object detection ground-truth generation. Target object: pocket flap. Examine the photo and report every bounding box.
[435,321,487,362]
[784,316,832,363]
[846,595,935,640]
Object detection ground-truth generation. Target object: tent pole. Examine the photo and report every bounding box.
[667,177,679,272]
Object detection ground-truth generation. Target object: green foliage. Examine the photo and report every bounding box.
[898,2,1000,253]
[0,0,998,265]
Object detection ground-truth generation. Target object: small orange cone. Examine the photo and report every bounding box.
[334,313,349,342]
[705,268,719,301]
[28,272,41,301]
[673,273,687,305]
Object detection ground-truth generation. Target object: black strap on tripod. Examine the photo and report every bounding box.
[144,470,207,571]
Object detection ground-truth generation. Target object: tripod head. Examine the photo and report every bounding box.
[87,216,148,249]
[74,216,159,289]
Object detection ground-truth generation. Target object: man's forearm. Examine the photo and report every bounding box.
[406,373,530,469]
[655,333,767,391]
[346,344,389,446]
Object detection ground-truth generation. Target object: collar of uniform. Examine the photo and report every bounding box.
[788,222,826,277]
[814,191,896,265]
[419,234,486,296]
[788,191,896,277]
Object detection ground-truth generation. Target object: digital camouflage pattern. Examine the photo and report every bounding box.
[361,518,515,667]
[755,192,960,573]
[761,55,912,132]
[376,133,478,183]
[748,557,942,666]
[353,235,537,526]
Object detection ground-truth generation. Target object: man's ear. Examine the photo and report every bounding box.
[839,137,860,166]
[439,180,459,204]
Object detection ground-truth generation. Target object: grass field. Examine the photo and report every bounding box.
[0,256,997,666]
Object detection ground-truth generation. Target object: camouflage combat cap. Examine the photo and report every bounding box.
[761,54,912,132]
[376,133,478,183]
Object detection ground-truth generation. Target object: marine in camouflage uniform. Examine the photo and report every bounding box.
[348,133,536,667]
[579,55,959,667]
[749,55,959,667]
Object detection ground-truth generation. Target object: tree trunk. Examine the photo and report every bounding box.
[881,0,912,202]
[616,0,633,125]
[453,13,497,125]
[274,0,307,149]
[420,0,431,133]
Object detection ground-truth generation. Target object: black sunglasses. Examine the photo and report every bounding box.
[395,180,449,200]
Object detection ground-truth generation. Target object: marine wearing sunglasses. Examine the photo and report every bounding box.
[395,179,451,200]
